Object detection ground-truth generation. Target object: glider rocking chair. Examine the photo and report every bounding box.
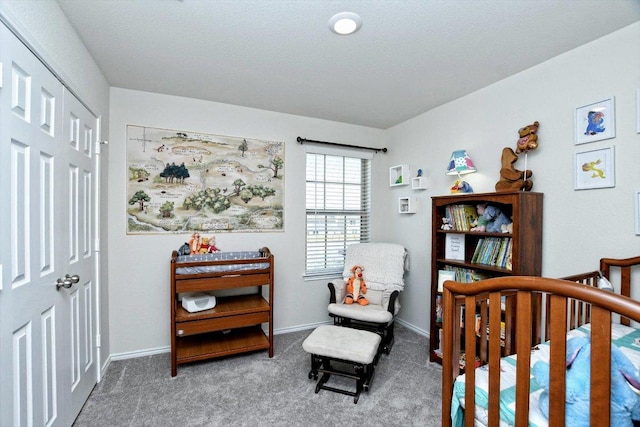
[327,243,408,357]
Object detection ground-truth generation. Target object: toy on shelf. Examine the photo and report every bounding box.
[496,121,539,192]
[187,233,221,254]
[199,236,213,253]
[177,242,191,256]
[501,222,513,233]
[475,203,511,233]
[189,232,201,254]
[515,121,540,154]
[450,179,473,194]
[441,218,453,230]
[495,147,533,192]
[470,216,489,232]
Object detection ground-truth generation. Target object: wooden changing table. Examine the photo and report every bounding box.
[170,247,274,376]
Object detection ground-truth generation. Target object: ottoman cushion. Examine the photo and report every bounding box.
[302,325,381,365]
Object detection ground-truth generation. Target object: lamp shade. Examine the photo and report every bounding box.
[446,150,476,175]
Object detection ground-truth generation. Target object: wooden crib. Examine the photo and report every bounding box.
[441,256,640,426]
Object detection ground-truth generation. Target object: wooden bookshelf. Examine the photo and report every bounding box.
[429,191,542,365]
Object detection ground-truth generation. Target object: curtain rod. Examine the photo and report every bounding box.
[297,136,387,153]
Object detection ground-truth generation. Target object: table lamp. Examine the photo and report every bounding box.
[446,150,476,193]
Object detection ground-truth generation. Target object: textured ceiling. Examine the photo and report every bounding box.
[56,0,640,129]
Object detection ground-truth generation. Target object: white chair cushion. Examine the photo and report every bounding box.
[328,301,393,324]
[302,325,381,364]
[330,286,400,318]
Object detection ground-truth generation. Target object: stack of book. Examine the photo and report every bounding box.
[438,267,491,291]
[443,204,478,231]
[470,237,512,270]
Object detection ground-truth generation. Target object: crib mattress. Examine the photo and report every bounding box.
[451,322,640,427]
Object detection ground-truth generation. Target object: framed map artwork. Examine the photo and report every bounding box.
[126,125,284,234]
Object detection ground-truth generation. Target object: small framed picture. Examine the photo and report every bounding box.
[575,146,615,190]
[575,97,615,144]
[635,192,640,235]
[636,89,640,134]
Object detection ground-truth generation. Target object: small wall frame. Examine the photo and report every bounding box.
[636,191,640,235]
[389,165,410,186]
[636,89,640,134]
[575,97,615,145]
[574,146,615,190]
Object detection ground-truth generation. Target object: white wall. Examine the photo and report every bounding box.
[108,88,386,355]
[1,0,112,366]
[381,22,640,332]
[6,0,639,356]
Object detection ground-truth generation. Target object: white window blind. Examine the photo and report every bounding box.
[305,152,370,277]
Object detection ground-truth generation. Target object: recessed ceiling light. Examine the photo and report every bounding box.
[329,12,362,35]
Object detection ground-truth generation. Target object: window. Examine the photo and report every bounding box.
[305,152,370,277]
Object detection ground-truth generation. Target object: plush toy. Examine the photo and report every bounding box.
[495,147,533,192]
[177,242,191,256]
[475,203,511,233]
[470,216,488,232]
[450,179,473,194]
[199,236,212,253]
[345,265,369,306]
[500,222,513,234]
[515,121,540,154]
[441,218,453,230]
[189,232,201,254]
[208,236,220,252]
[532,336,640,427]
[195,235,220,253]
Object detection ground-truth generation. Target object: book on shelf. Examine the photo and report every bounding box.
[461,204,478,231]
[446,204,479,231]
[471,238,485,263]
[471,237,513,269]
[437,270,456,292]
[435,295,443,323]
[445,233,465,260]
[442,265,490,283]
[505,240,513,270]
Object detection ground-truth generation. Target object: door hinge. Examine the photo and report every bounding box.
[95,238,100,252]
[96,334,101,348]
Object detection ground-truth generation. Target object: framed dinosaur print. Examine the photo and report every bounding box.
[574,146,615,190]
[575,97,615,145]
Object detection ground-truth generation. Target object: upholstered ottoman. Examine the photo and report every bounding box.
[302,325,381,403]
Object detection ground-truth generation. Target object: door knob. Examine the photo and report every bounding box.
[56,274,80,290]
[65,274,80,284]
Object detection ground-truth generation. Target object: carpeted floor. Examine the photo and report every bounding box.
[73,324,442,426]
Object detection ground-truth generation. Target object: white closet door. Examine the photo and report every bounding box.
[0,22,98,427]
[62,87,98,420]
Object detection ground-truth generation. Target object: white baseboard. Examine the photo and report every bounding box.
[110,345,170,361]
[396,318,429,337]
[273,320,331,335]
[104,319,426,367]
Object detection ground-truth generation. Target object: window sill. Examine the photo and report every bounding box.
[303,273,343,283]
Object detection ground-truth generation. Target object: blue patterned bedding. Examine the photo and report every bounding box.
[451,322,640,427]
[175,251,270,275]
